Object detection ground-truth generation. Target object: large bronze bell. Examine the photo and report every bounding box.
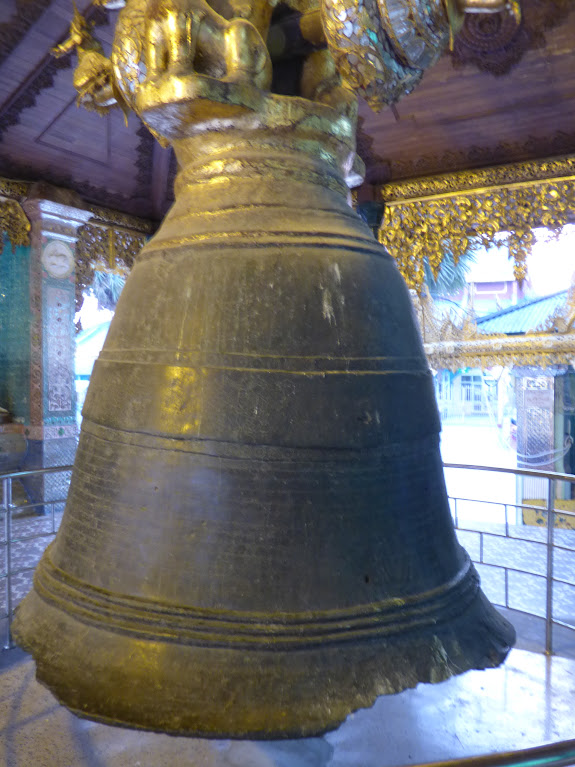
[13,0,514,740]
[14,102,514,737]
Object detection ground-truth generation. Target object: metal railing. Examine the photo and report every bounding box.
[1,463,575,655]
[444,463,575,655]
[415,737,575,767]
[1,465,73,649]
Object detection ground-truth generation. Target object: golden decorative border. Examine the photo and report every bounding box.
[378,155,575,293]
[76,205,152,313]
[88,205,156,236]
[0,176,31,249]
[412,287,575,371]
[380,155,575,202]
[0,177,29,200]
[0,198,30,249]
[75,222,148,313]
[424,334,575,372]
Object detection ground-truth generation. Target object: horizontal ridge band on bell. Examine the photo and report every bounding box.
[96,349,429,373]
[143,229,387,256]
[153,201,365,224]
[174,156,350,195]
[79,419,443,460]
[33,550,479,650]
[83,366,439,448]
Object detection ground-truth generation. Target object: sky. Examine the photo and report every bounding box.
[528,224,575,296]
[465,224,575,297]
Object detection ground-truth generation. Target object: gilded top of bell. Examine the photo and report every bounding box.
[50,0,495,152]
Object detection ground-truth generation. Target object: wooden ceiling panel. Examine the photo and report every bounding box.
[1,60,143,189]
[358,13,575,183]
[38,105,111,164]
[0,1,157,216]
[0,0,93,104]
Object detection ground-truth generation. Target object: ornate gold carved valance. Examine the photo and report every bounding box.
[86,205,156,236]
[379,155,575,293]
[0,178,28,200]
[75,219,149,312]
[0,197,30,250]
[413,284,575,371]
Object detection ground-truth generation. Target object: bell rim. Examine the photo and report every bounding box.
[12,582,515,739]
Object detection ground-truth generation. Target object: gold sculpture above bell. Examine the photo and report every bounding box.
[13,0,515,739]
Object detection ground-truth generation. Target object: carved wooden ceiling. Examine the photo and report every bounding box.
[0,0,573,220]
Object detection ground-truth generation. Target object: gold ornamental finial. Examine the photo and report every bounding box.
[50,1,95,59]
[51,1,130,120]
[57,0,510,145]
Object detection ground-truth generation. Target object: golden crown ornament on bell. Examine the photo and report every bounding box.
[13,0,515,739]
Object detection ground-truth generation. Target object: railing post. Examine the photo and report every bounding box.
[3,477,13,650]
[545,477,555,656]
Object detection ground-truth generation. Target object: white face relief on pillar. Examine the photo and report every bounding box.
[41,241,74,279]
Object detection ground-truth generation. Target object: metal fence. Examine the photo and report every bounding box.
[418,738,575,767]
[2,463,575,653]
[444,463,575,655]
[1,465,73,649]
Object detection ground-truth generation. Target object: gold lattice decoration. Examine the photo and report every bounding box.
[378,156,575,292]
[410,280,575,372]
[0,198,31,250]
[75,222,147,312]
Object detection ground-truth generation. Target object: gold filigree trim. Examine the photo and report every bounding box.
[0,177,29,201]
[380,155,575,202]
[87,205,156,235]
[0,198,31,250]
[425,334,575,371]
[378,157,575,292]
[412,287,575,371]
[76,222,148,313]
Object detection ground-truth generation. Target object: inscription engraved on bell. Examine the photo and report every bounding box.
[13,0,515,738]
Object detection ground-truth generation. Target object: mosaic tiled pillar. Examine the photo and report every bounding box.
[19,199,92,511]
[0,236,31,423]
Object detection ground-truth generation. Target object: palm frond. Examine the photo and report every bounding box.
[424,245,478,296]
[90,270,125,311]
